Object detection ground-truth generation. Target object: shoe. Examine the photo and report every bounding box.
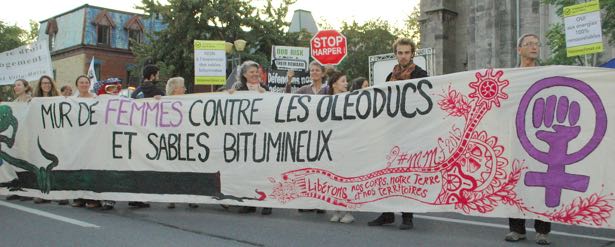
[535,233,550,245]
[57,200,69,205]
[316,209,326,214]
[33,198,50,204]
[6,195,20,200]
[85,200,101,209]
[19,196,32,201]
[101,200,115,210]
[368,213,395,226]
[298,209,314,212]
[188,203,199,208]
[101,205,114,210]
[330,212,342,222]
[167,203,176,209]
[399,213,414,230]
[504,231,527,242]
[238,206,256,214]
[128,201,150,208]
[261,207,272,215]
[340,213,355,224]
[71,199,85,207]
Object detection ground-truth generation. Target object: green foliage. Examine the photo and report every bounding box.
[542,0,615,65]
[395,6,421,43]
[337,20,398,80]
[0,21,26,53]
[544,23,581,65]
[132,0,303,91]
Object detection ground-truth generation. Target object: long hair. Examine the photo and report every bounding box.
[33,75,60,97]
[327,70,345,95]
[14,79,33,95]
[351,77,367,92]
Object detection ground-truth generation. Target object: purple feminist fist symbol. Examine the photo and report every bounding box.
[516,76,607,208]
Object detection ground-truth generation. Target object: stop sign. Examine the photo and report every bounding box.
[310,30,347,65]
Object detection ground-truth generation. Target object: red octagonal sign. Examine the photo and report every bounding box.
[310,29,347,65]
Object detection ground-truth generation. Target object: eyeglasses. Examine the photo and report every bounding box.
[521,42,541,47]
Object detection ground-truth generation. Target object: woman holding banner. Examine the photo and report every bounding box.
[13,79,32,102]
[70,75,100,208]
[295,61,327,95]
[33,75,60,98]
[320,70,354,223]
[164,77,198,209]
[231,61,272,215]
[4,79,34,201]
[31,75,61,204]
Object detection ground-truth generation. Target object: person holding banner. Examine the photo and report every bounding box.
[33,75,60,98]
[4,79,33,201]
[13,79,32,103]
[230,61,272,215]
[350,77,369,91]
[60,85,73,97]
[295,61,327,95]
[75,75,97,98]
[31,75,61,204]
[368,38,427,230]
[164,77,198,210]
[505,33,551,246]
[320,70,355,223]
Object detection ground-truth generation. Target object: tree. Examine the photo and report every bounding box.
[132,0,303,91]
[0,20,26,53]
[396,6,421,44]
[542,0,615,65]
[0,19,39,101]
[337,20,398,80]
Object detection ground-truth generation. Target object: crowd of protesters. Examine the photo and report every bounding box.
[3,34,552,245]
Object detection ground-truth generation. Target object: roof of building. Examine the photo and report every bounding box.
[40,4,147,23]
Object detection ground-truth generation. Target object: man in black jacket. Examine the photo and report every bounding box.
[131,64,165,99]
[368,37,427,230]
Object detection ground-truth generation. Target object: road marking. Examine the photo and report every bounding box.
[415,215,615,242]
[0,200,100,228]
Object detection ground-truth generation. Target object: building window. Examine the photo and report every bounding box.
[94,63,101,80]
[128,29,142,49]
[97,25,111,46]
[93,10,115,47]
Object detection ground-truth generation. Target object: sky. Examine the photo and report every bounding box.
[0,0,420,30]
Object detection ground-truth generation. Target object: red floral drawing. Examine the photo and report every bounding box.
[267,69,614,227]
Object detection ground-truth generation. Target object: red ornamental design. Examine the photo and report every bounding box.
[267,69,614,227]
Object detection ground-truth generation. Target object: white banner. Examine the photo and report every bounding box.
[0,40,53,85]
[1,66,615,229]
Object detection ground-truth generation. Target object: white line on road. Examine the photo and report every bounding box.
[0,200,100,228]
[416,215,615,242]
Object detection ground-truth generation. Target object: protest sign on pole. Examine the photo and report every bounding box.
[269,46,310,93]
[3,66,615,230]
[0,39,53,85]
[310,30,347,65]
[194,40,226,85]
[564,0,603,57]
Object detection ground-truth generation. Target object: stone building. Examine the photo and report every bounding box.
[38,4,165,89]
[419,0,615,75]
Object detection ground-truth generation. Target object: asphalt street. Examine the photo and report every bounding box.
[1,198,614,247]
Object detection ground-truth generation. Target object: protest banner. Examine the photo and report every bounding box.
[1,66,614,229]
[0,40,53,85]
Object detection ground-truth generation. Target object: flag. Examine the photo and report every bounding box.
[87,57,98,92]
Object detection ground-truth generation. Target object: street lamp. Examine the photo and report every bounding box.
[225,39,247,69]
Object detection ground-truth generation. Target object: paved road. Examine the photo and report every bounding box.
[1,198,614,247]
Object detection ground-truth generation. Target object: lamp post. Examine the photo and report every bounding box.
[225,39,247,89]
[225,39,247,69]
